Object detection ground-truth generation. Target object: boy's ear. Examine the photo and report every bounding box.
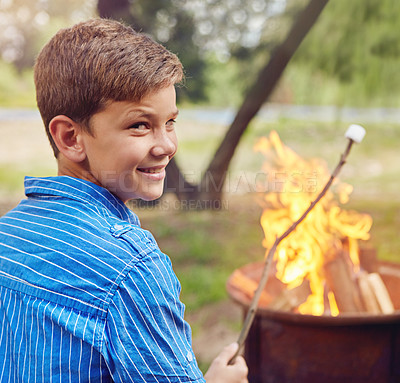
[49,115,87,162]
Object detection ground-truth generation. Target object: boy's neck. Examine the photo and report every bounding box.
[57,155,98,186]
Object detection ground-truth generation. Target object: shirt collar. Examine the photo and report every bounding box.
[24,176,140,225]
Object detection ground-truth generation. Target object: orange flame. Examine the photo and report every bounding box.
[255,131,372,315]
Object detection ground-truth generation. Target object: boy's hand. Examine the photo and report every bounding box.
[204,342,248,383]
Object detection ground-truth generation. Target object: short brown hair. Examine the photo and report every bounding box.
[34,18,184,157]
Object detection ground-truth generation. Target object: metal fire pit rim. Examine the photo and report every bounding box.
[227,260,400,327]
[228,290,400,326]
[249,305,400,326]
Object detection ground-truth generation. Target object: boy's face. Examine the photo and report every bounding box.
[80,85,179,202]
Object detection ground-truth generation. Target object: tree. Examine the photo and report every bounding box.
[165,0,330,208]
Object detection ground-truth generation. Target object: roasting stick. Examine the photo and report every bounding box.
[229,124,366,364]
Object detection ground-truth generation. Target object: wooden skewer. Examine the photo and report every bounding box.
[229,138,356,364]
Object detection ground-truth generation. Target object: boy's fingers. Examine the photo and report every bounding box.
[205,343,248,383]
[217,342,240,364]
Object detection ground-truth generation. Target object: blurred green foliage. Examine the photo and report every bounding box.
[290,0,400,106]
[3,0,400,108]
[0,61,35,107]
[103,0,208,103]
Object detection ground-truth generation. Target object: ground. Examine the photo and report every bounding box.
[187,300,243,367]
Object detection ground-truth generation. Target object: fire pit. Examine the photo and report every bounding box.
[227,261,400,383]
[229,129,400,381]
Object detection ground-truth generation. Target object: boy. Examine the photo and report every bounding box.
[0,19,248,382]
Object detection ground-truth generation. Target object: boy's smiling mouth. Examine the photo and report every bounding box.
[137,165,165,174]
[137,166,167,181]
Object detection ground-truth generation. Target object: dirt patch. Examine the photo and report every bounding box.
[187,299,243,365]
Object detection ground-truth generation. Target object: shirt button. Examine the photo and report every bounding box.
[186,351,193,362]
[114,224,124,231]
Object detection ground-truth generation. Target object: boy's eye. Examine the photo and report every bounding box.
[166,119,176,129]
[129,123,148,131]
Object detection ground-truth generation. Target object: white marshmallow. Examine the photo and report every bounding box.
[345,124,366,143]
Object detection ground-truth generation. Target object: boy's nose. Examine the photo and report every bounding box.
[151,130,177,157]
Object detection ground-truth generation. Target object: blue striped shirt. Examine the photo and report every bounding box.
[0,176,205,382]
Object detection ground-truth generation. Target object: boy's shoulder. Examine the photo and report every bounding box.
[6,179,159,262]
[0,176,164,314]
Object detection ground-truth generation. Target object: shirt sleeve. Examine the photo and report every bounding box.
[101,251,205,383]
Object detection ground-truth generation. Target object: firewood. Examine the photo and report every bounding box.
[268,279,311,311]
[359,246,379,273]
[367,272,395,314]
[357,271,381,314]
[229,269,272,307]
[324,250,363,313]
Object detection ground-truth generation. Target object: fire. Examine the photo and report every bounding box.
[254,131,373,316]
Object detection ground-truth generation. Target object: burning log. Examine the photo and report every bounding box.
[268,278,311,312]
[229,269,273,307]
[324,249,364,313]
[359,246,379,273]
[324,247,395,315]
